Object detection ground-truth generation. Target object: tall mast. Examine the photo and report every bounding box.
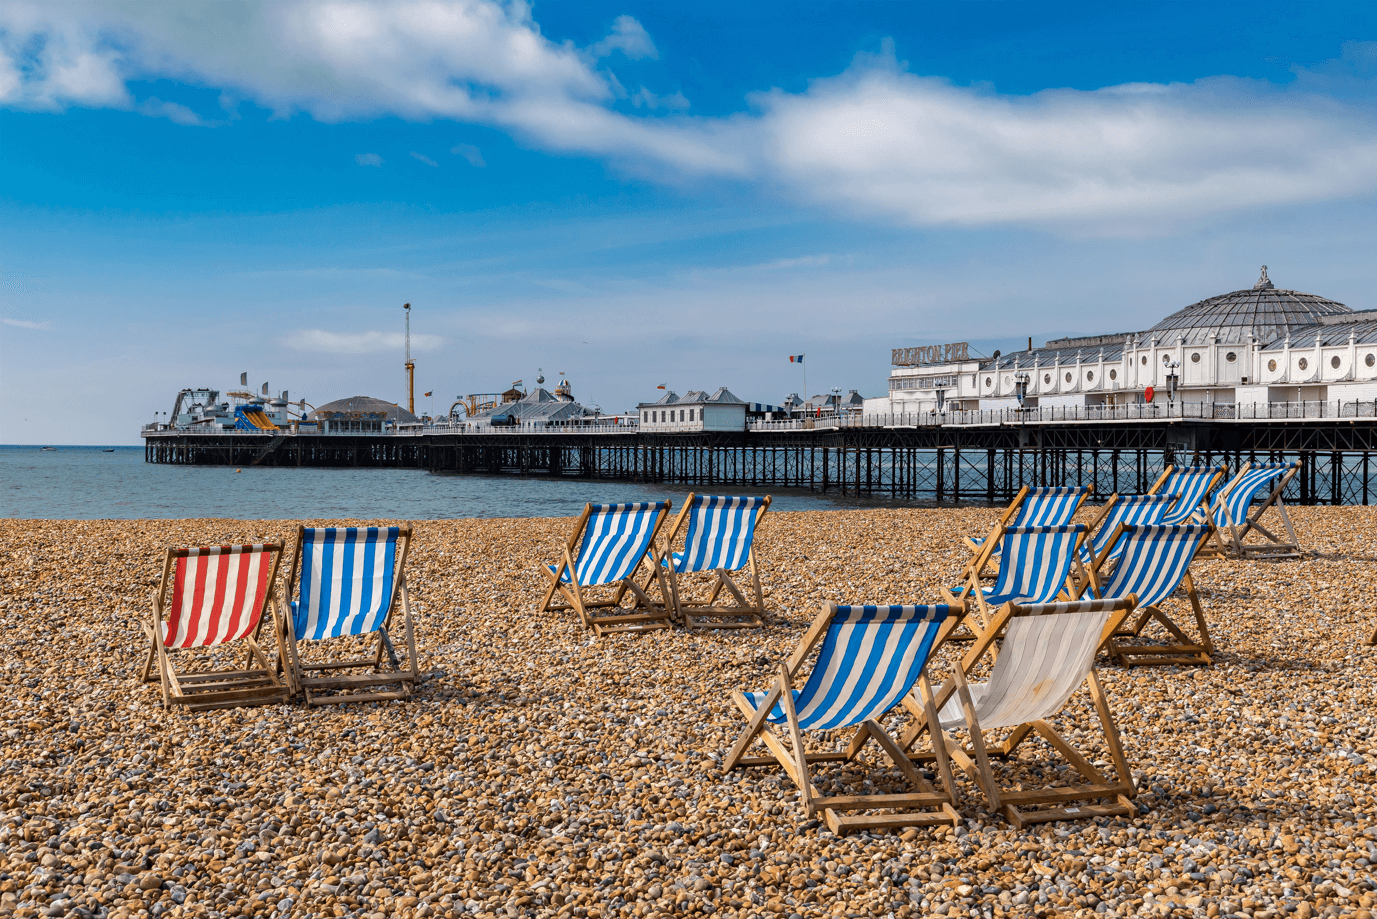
[404,302,415,415]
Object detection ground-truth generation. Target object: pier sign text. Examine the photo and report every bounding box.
[892,342,970,366]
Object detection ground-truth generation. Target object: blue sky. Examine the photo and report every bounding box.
[2,1,1376,444]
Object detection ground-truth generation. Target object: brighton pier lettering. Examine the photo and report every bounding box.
[892,342,970,366]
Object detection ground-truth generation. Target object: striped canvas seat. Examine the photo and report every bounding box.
[742,605,948,730]
[970,487,1088,562]
[928,598,1139,828]
[1212,462,1295,528]
[665,495,767,573]
[1157,466,1225,524]
[981,525,1087,607]
[1088,523,1214,667]
[550,502,666,586]
[291,527,400,641]
[281,525,418,705]
[142,542,288,710]
[1081,494,1177,566]
[162,544,276,648]
[539,501,674,636]
[727,601,962,834]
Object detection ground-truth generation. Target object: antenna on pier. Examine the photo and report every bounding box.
[403,302,415,415]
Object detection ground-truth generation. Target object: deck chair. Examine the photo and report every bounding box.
[279,526,418,705]
[725,603,965,834]
[539,501,674,636]
[659,494,771,629]
[929,598,1140,828]
[963,486,1088,577]
[1073,494,1178,588]
[1084,523,1214,667]
[948,525,1089,641]
[1148,464,1226,525]
[140,543,289,710]
[1207,461,1302,559]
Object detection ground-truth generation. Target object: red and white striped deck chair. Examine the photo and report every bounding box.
[140,543,289,710]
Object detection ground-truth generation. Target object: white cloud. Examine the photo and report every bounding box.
[137,96,202,125]
[2,4,1377,232]
[410,150,438,167]
[754,254,831,270]
[288,329,443,353]
[1,318,52,330]
[355,152,383,166]
[587,15,657,61]
[450,142,485,166]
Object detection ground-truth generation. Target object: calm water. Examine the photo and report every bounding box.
[0,446,848,520]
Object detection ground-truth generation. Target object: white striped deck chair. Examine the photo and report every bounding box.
[949,525,1089,639]
[279,526,418,705]
[929,597,1139,828]
[726,602,965,834]
[1207,460,1302,559]
[962,486,1088,578]
[1149,464,1227,525]
[1078,493,1178,569]
[659,493,771,630]
[1085,523,1213,667]
[140,542,289,710]
[539,501,673,637]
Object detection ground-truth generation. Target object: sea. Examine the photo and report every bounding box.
[1,445,849,520]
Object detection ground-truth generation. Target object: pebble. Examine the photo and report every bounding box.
[0,507,1374,919]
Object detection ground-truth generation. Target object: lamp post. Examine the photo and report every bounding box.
[831,387,841,417]
[1165,360,1180,405]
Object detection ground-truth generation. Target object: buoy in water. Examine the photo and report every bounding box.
[235,468,242,473]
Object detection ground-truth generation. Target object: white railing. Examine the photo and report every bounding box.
[143,399,1377,438]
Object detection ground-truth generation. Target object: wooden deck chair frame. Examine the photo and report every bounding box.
[946,525,1091,644]
[278,525,420,706]
[140,543,290,711]
[657,493,772,630]
[905,597,1139,828]
[1069,493,1179,595]
[1148,463,1228,551]
[538,502,674,636]
[1206,461,1302,560]
[724,602,968,834]
[961,486,1090,579]
[1082,522,1214,667]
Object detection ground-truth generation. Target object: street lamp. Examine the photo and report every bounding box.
[831,387,841,416]
[1164,360,1180,404]
[1013,372,1030,409]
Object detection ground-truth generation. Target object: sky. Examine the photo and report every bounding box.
[2,1,1376,445]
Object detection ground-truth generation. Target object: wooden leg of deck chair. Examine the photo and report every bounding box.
[725,683,785,771]
[951,665,1000,811]
[917,673,961,819]
[776,663,813,817]
[749,551,767,625]
[1087,670,1136,797]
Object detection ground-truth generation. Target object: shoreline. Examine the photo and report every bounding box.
[3,506,1375,919]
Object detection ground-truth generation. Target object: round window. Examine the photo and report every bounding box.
[1368,354,1376,368]
[1043,373,1051,384]
[1086,370,1094,381]
[984,376,992,386]
[1003,375,1012,385]
[1298,358,1309,370]
[1065,372,1073,383]
[1140,356,1148,365]
[1190,352,1201,363]
[1109,369,1117,380]
[1268,359,1277,372]
[1163,354,1172,365]
[1225,351,1237,362]
[1332,355,1341,369]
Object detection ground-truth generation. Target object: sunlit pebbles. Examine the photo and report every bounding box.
[0,507,1374,919]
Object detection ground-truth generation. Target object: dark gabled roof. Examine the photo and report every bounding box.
[309,396,418,424]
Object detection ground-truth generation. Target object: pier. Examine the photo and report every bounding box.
[143,404,1377,505]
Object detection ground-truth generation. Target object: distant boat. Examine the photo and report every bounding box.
[102,448,115,452]
[40,446,56,451]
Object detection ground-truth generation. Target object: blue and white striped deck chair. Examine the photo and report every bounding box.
[1080,494,1178,570]
[280,525,418,706]
[726,602,964,834]
[539,501,674,636]
[963,486,1089,578]
[660,494,771,629]
[1085,523,1214,666]
[950,524,1089,638]
[1209,461,1302,559]
[1149,464,1227,525]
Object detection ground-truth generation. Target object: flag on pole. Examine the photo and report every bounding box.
[240,372,248,385]
[262,382,269,395]
[424,391,433,397]
[789,354,804,363]
[657,383,667,389]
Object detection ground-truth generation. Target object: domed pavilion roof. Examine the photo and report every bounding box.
[309,395,419,424]
[1144,266,1350,346]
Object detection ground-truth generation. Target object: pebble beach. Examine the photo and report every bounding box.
[2,506,1375,919]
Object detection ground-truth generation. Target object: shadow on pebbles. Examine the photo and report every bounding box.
[1,506,1375,919]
